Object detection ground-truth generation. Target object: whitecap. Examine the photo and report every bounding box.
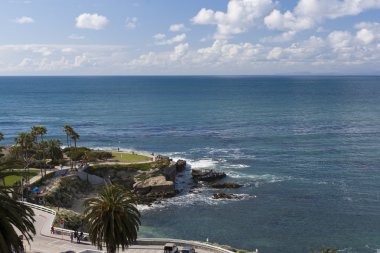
[188,159,218,169]
[137,192,256,212]
[227,172,293,183]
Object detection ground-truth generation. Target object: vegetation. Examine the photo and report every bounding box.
[111,151,151,163]
[54,208,84,231]
[45,175,91,208]
[3,169,39,186]
[0,189,36,253]
[84,184,141,253]
[86,158,169,174]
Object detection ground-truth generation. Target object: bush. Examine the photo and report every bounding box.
[53,208,84,230]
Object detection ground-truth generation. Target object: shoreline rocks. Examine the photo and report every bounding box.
[192,169,226,182]
[209,182,243,189]
[212,192,243,200]
[175,159,187,172]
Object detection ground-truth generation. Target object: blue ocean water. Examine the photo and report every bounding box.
[1,76,380,253]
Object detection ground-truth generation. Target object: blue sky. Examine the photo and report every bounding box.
[1,0,380,75]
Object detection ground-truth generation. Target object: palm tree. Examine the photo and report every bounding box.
[84,184,141,253]
[31,126,48,177]
[14,132,35,184]
[31,126,47,142]
[0,132,4,158]
[0,189,36,253]
[47,139,63,164]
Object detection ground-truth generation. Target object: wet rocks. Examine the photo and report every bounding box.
[212,192,243,200]
[192,169,226,182]
[209,183,243,189]
[133,175,175,195]
[175,159,187,172]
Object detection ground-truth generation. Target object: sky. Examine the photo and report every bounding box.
[1,0,380,75]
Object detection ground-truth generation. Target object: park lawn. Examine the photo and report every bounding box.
[111,151,151,163]
[3,169,40,186]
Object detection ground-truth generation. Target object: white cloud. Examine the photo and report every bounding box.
[154,33,187,45]
[356,29,375,44]
[169,23,187,32]
[14,16,34,24]
[153,33,166,40]
[170,43,189,61]
[76,13,109,30]
[191,0,274,39]
[355,22,380,44]
[328,31,352,49]
[264,0,380,33]
[125,17,138,30]
[261,31,297,43]
[267,47,282,60]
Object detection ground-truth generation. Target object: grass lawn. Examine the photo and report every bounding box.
[3,169,40,186]
[111,151,151,163]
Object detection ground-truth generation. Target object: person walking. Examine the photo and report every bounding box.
[70,232,74,243]
[50,226,54,234]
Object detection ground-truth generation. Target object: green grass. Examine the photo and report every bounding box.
[3,169,40,186]
[85,158,171,176]
[111,151,151,163]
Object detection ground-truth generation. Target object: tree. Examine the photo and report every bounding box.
[14,132,35,184]
[47,139,63,164]
[31,126,47,142]
[0,189,36,253]
[84,184,141,253]
[31,126,48,177]
[63,125,80,169]
[0,132,4,158]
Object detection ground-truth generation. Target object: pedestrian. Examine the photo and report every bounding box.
[70,232,74,243]
[74,230,78,240]
[79,231,83,243]
[76,230,80,243]
[50,226,54,234]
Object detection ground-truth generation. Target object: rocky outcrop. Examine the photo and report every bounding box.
[212,192,243,200]
[159,161,177,181]
[209,183,243,189]
[175,159,187,172]
[192,169,226,182]
[133,175,175,204]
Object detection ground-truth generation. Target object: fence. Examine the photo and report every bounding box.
[20,201,56,215]
[135,238,257,253]
[21,202,257,253]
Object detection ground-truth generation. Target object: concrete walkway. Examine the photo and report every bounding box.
[25,204,235,253]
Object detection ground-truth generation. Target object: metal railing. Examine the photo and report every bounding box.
[23,202,258,253]
[20,201,56,215]
[135,238,258,253]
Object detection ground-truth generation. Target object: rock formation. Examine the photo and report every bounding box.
[209,182,243,189]
[192,169,226,182]
[212,192,243,200]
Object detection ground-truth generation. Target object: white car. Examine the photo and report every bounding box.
[164,243,179,253]
[181,246,195,253]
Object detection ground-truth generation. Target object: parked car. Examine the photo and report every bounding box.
[181,246,196,253]
[164,243,179,253]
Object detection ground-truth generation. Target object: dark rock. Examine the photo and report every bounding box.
[212,192,243,200]
[176,160,187,172]
[192,169,226,182]
[209,183,243,189]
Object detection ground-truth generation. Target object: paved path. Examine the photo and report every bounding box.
[26,207,226,253]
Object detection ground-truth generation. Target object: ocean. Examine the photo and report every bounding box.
[1,76,380,253]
